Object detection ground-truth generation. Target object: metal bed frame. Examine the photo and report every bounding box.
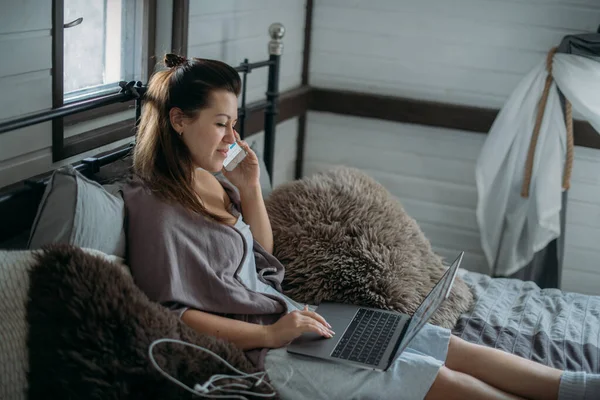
[0,23,285,246]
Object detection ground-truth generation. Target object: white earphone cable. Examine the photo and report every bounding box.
[148,338,293,399]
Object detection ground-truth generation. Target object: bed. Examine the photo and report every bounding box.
[0,21,599,400]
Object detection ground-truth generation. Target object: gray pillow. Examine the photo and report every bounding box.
[28,166,126,258]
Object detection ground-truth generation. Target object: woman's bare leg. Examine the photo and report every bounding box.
[425,366,526,400]
[445,335,562,400]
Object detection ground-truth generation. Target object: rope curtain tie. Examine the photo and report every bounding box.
[520,46,574,198]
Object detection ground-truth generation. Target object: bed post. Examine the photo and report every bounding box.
[264,23,285,186]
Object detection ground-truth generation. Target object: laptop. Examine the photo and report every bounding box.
[287,252,464,371]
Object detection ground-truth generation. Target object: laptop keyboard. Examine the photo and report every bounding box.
[330,308,400,366]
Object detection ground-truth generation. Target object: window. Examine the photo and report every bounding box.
[63,0,146,103]
[52,0,156,161]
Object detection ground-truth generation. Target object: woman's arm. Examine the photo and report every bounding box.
[222,133,274,254]
[181,307,334,350]
[239,185,273,254]
[182,308,270,350]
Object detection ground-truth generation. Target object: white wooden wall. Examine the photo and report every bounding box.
[186,0,306,188]
[564,148,600,295]
[0,1,53,188]
[305,0,600,294]
[310,0,599,109]
[187,0,305,104]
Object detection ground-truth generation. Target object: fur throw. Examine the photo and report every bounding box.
[26,245,278,400]
[266,167,474,329]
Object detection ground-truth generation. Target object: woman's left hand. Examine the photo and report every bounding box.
[222,130,261,192]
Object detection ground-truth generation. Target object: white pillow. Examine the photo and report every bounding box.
[0,249,36,400]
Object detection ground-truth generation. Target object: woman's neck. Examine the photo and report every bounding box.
[193,168,236,224]
[193,168,217,188]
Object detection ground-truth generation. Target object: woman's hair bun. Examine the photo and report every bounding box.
[164,53,187,68]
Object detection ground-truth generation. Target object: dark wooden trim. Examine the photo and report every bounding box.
[309,88,600,148]
[146,0,158,79]
[310,88,501,134]
[295,114,307,179]
[278,86,311,125]
[295,0,313,179]
[51,0,65,162]
[62,119,136,159]
[171,0,189,57]
[302,0,313,85]
[243,86,311,137]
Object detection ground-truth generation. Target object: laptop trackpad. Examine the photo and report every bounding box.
[287,308,354,356]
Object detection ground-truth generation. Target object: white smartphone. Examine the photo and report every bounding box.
[223,141,247,171]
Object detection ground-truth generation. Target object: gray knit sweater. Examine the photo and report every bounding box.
[559,371,600,400]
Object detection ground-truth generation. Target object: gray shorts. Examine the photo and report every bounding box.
[265,323,451,400]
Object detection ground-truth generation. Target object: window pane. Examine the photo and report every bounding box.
[63,0,107,94]
[63,0,143,102]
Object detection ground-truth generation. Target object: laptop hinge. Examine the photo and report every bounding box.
[385,317,410,370]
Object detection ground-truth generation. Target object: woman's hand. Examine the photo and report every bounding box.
[265,305,335,348]
[222,130,260,193]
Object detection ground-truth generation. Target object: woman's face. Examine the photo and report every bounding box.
[177,90,238,172]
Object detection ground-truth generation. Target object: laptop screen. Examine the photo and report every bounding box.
[394,252,463,358]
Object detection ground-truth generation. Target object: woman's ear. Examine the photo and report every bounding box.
[169,107,186,135]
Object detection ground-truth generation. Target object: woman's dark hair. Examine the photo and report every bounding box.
[133,54,241,220]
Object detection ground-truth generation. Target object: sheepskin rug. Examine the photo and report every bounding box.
[265,167,474,329]
[26,245,278,400]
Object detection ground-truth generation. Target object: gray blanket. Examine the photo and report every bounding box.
[453,270,600,373]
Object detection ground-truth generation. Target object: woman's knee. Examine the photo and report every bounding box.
[426,365,520,400]
[445,335,470,371]
[425,366,463,400]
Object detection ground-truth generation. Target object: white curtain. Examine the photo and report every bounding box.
[476,54,600,276]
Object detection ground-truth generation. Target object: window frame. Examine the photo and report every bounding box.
[171,0,189,57]
[51,0,156,161]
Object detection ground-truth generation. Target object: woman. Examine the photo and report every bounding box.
[123,54,596,400]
